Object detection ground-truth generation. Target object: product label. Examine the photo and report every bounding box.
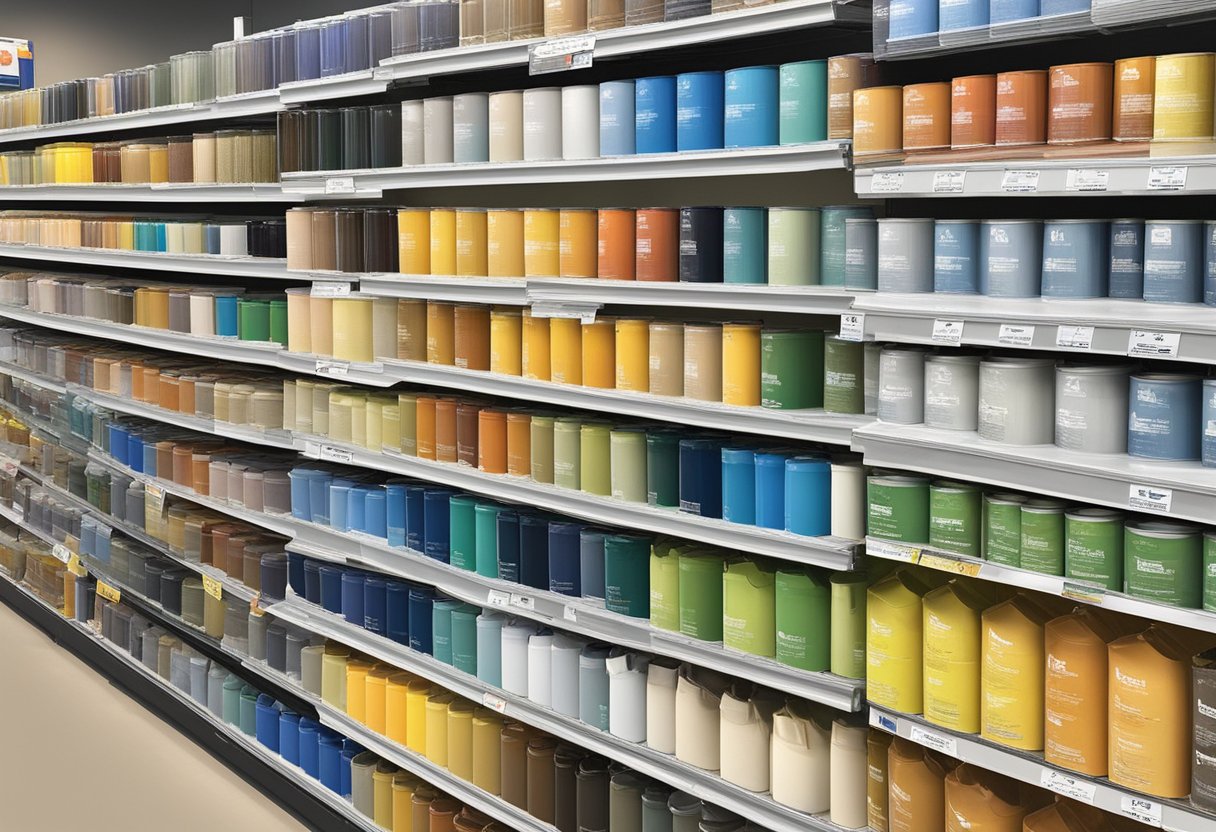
[869,709,898,733]
[1120,796,1162,826]
[67,554,87,578]
[486,589,511,608]
[482,692,508,713]
[1127,330,1181,358]
[1040,769,1097,803]
[202,574,223,601]
[509,593,535,611]
[315,360,349,378]
[866,538,922,563]
[96,581,121,604]
[319,445,354,465]
[1128,484,1173,514]
[1062,582,1105,605]
[909,725,958,757]
[932,170,966,193]
[839,314,865,342]
[52,543,71,564]
[528,35,595,75]
[1001,170,1040,192]
[998,324,1035,347]
[1056,325,1094,350]
[324,176,356,195]
[870,172,905,193]
[1065,169,1109,192]
[931,320,964,345]
[1147,166,1188,191]
[310,282,352,298]
[563,605,577,622]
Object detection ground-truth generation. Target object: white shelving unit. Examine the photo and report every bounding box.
[0,184,298,202]
[0,245,350,282]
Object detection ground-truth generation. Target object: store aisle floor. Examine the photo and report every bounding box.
[0,600,309,832]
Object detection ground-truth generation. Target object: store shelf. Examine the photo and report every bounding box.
[277,69,390,105]
[854,155,1216,198]
[356,275,529,305]
[854,421,1216,525]
[868,705,1213,832]
[0,244,348,282]
[297,436,863,569]
[526,278,857,316]
[850,293,1216,366]
[0,183,298,203]
[865,536,1216,634]
[0,360,66,394]
[271,595,861,832]
[281,142,853,197]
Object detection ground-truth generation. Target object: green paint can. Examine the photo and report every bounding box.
[775,567,830,672]
[830,571,867,679]
[238,298,270,342]
[474,503,503,578]
[1205,531,1216,612]
[579,421,612,496]
[761,329,825,410]
[646,431,680,509]
[553,417,582,490]
[678,547,725,642]
[867,475,930,543]
[983,492,1027,566]
[269,299,288,346]
[450,604,480,675]
[604,533,651,618]
[779,60,829,145]
[1064,508,1124,591]
[722,558,777,658]
[1124,521,1203,608]
[448,494,478,572]
[929,481,982,557]
[824,335,865,414]
[649,541,680,632]
[1019,499,1066,575]
[529,415,555,484]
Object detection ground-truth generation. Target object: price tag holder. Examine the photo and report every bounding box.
[1120,796,1162,826]
[918,552,983,578]
[1129,484,1173,514]
[1065,169,1109,192]
[866,539,922,564]
[1127,330,1181,359]
[482,692,508,713]
[931,320,964,345]
[319,444,355,465]
[202,574,223,601]
[839,313,865,342]
[486,590,511,609]
[529,302,599,325]
[909,725,958,757]
[1062,582,1105,606]
[509,593,535,611]
[868,709,898,732]
[315,360,349,378]
[1056,325,1094,350]
[311,282,352,298]
[1001,170,1040,193]
[932,170,966,194]
[563,605,578,622]
[1148,166,1188,191]
[67,553,87,578]
[1039,770,1097,804]
[870,172,904,193]
[96,581,121,604]
[998,324,1035,347]
[325,176,356,195]
[528,35,595,75]
[52,543,71,564]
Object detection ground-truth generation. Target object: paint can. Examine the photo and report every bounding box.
[980,220,1043,298]
[453,92,490,163]
[1020,498,1066,576]
[828,54,873,140]
[676,71,725,151]
[1113,56,1155,142]
[1204,379,1216,468]
[559,208,597,279]
[722,448,756,526]
[522,87,563,161]
[1124,521,1203,608]
[635,208,679,282]
[488,90,524,162]
[648,321,684,397]
[646,431,680,508]
[1145,220,1204,303]
[1041,219,1109,299]
[599,80,636,156]
[1152,53,1216,141]
[679,206,724,283]
[902,82,951,152]
[867,475,930,543]
[877,346,927,425]
[683,323,723,402]
[723,207,767,285]
[1054,363,1131,454]
[635,76,677,155]
[785,456,831,537]
[768,208,821,286]
[1109,219,1145,299]
[724,66,780,148]
[889,0,938,38]
[929,481,982,557]
[995,70,1047,146]
[1206,530,1216,610]
[951,74,997,148]
[1128,373,1202,461]
[722,322,762,406]
[934,220,980,293]
[984,492,1027,566]
[1064,508,1124,591]
[1206,221,1216,306]
[597,208,636,281]
[844,218,878,290]
[924,354,980,431]
[824,336,865,414]
[979,356,1055,445]
[754,451,789,530]
[762,329,824,410]
[852,86,903,156]
[678,438,722,519]
[877,218,935,293]
[778,60,828,145]
[991,0,1040,25]
[940,0,988,30]
[1047,62,1113,144]
[821,206,873,287]
[615,318,650,392]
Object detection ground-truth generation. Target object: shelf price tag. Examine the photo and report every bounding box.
[1062,582,1105,606]
[1147,166,1187,191]
[918,552,983,578]
[563,605,578,622]
[909,725,957,757]
[482,692,508,713]
[838,314,865,342]
[1040,770,1097,804]
[931,320,964,345]
[52,543,71,564]
[1120,796,1162,826]
[1001,170,1040,192]
[324,176,356,195]
[319,444,354,465]
[868,709,898,732]
[870,172,904,193]
[1129,484,1173,514]
[998,324,1035,347]
[486,590,511,609]
[1056,325,1094,350]
[866,539,922,564]
[528,35,595,75]
[310,282,352,298]
[96,581,121,604]
[509,593,535,611]
[202,574,223,601]
[67,553,87,578]
[1127,330,1181,359]
[315,360,349,378]
[932,170,966,193]
[1065,169,1109,192]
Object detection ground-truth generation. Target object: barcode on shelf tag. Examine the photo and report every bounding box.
[1056,325,1094,350]
[1001,170,1040,192]
[931,320,964,345]
[998,324,1035,347]
[315,360,349,378]
[1127,330,1181,359]
[932,170,966,193]
[1040,769,1097,804]
[1065,169,1109,192]
[1147,166,1187,191]
[563,605,578,622]
[869,709,898,732]
[909,725,957,757]
[1129,484,1173,514]
[1120,796,1162,826]
[325,176,356,195]
[870,172,904,193]
[509,593,535,611]
[1062,582,1105,605]
[866,539,921,563]
[96,581,121,604]
[918,552,983,578]
[202,575,223,601]
[311,282,352,298]
[528,35,595,75]
[482,692,508,713]
[319,445,354,465]
[52,543,71,564]
[486,590,511,608]
[839,314,865,342]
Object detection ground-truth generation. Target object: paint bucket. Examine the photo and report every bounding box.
[522,310,551,381]
[980,220,1043,298]
[559,208,597,279]
[852,86,903,156]
[599,80,636,157]
[778,60,828,145]
[724,66,779,149]
[1053,363,1131,454]
[924,354,980,431]
[723,207,767,284]
[1020,499,1066,575]
[722,448,757,526]
[844,218,878,290]
[580,421,612,495]
[1064,508,1124,591]
[768,208,821,286]
[903,82,951,152]
[1124,521,1203,607]
[678,438,722,519]
[785,456,831,537]
[1113,56,1155,142]
[1144,220,1204,303]
[1205,379,1216,468]
[951,75,997,149]
[888,0,938,38]
[755,451,790,530]
[828,54,872,139]
[431,209,458,276]
[423,97,455,164]
[1108,219,1144,299]
[683,323,723,402]
[929,481,982,556]
[934,220,980,293]
[1041,219,1108,298]
[1152,53,1216,141]
[646,431,680,508]
[830,572,867,678]
[648,321,684,397]
[398,208,431,274]
[523,88,562,161]
[877,218,934,293]
[487,209,525,277]
[995,70,1047,146]
[456,209,489,277]
[679,207,724,283]
[635,76,677,155]
[1048,63,1113,144]
[561,85,600,160]
[453,304,491,370]
[824,336,865,414]
[867,475,930,543]
[878,346,927,424]
[453,92,490,163]
[979,357,1055,445]
[758,329,823,410]
[675,71,725,151]
[530,415,555,483]
[553,417,583,490]
[722,322,762,406]
[488,90,524,162]
[582,318,616,389]
[549,317,583,384]
[615,318,650,392]
[1128,373,1202,461]
[991,0,1039,24]
[985,492,1028,566]
[1206,221,1216,306]
[635,208,679,282]
[524,208,560,278]
[940,0,988,29]
[506,412,531,476]
[1206,531,1216,610]
[821,206,873,287]
[598,208,636,281]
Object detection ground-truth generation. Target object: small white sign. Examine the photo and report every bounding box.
[868,709,898,733]
[563,605,578,622]
[315,360,349,378]
[319,445,354,465]
[481,692,508,713]
[52,543,71,564]
[528,34,595,75]
[998,324,1035,347]
[1056,325,1094,350]
[839,314,865,342]
[1040,769,1097,804]
[871,172,905,193]
[909,725,958,757]
[866,538,921,563]
[509,593,535,611]
[931,319,964,345]
[1119,795,1162,826]
[1127,330,1181,359]
[486,590,511,608]
[1129,484,1173,514]
[311,282,352,298]
[932,170,966,194]
[1065,169,1109,192]
[1148,166,1188,191]
[1001,170,1040,192]
[324,176,356,195]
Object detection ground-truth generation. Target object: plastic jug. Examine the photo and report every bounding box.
[981,594,1053,751]
[832,571,868,678]
[944,764,1032,832]
[771,702,831,813]
[718,683,782,793]
[829,718,869,828]
[722,558,776,657]
[922,580,988,733]
[868,569,935,713]
[888,737,954,832]
[1044,608,1122,777]
[867,729,894,831]
[674,665,730,771]
[647,658,680,754]
[775,567,831,672]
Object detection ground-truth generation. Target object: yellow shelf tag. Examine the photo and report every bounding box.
[202,574,223,601]
[67,553,87,578]
[96,581,121,604]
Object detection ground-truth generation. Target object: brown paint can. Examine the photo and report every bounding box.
[828,54,875,140]
[1113,56,1155,141]
[996,70,1048,146]
[902,82,951,151]
[453,304,491,371]
[634,208,679,282]
[597,208,636,281]
[853,86,903,155]
[951,75,997,149]
[1048,62,1113,144]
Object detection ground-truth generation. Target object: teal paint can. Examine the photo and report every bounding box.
[723,207,767,285]
[778,60,828,145]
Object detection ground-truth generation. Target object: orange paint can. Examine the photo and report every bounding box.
[434,398,459,463]
[522,309,552,381]
[453,304,491,371]
[1048,62,1113,144]
[829,54,875,140]
[1113,56,1155,142]
[635,208,678,282]
[506,411,532,476]
[478,409,508,474]
[996,70,1047,146]
[415,395,438,460]
[426,301,456,365]
[486,209,525,277]
[559,209,597,278]
[951,75,997,149]
[902,82,951,151]
[597,208,636,280]
[581,317,616,389]
[853,85,903,155]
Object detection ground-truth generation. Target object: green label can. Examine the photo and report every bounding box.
[983,493,1026,566]
[1020,499,1066,575]
[645,431,680,508]
[867,475,930,543]
[775,567,830,672]
[1205,531,1216,612]
[649,542,680,632]
[1064,508,1124,591]
[761,329,825,410]
[824,336,865,414]
[678,547,725,642]
[1124,521,1203,608]
[929,481,982,557]
[830,572,867,679]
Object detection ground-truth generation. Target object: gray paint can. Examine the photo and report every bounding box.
[933,219,980,294]
[877,218,935,293]
[1205,220,1216,306]
[1054,363,1132,454]
[1108,219,1144,299]
[1128,373,1203,460]
[864,342,881,415]
[844,218,878,290]
[878,346,927,424]
[924,354,980,431]
[979,356,1055,445]
[981,220,1043,298]
[1204,378,1216,467]
[1041,219,1109,298]
[1144,220,1204,303]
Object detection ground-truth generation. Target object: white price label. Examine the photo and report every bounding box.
[563,605,578,622]
[486,590,511,608]
[866,539,921,563]
[998,324,1035,347]
[870,172,904,193]
[1001,170,1040,192]
[481,692,508,713]
[868,709,898,732]
[839,314,865,342]
[303,441,321,458]
[319,445,354,465]
[311,282,352,298]
[1056,325,1094,350]
[909,725,957,757]
[1065,169,1109,192]
[1129,484,1173,514]
[529,303,598,324]
[509,593,535,611]
[528,35,595,75]
[1120,796,1162,826]
[52,543,71,563]
[1062,582,1105,605]
[1039,769,1096,804]
[315,360,349,378]
[325,176,356,195]
[1127,330,1181,359]
[1148,166,1188,191]
[932,170,966,193]
[931,319,964,345]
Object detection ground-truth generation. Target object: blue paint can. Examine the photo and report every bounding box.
[1041,219,1109,298]
[754,451,789,530]
[934,220,980,293]
[680,206,724,283]
[1144,220,1204,303]
[723,207,768,284]
[341,572,365,626]
[940,0,989,29]
[724,66,779,149]
[363,577,386,635]
[304,560,321,605]
[548,521,583,596]
[821,206,875,286]
[678,438,723,519]
[721,448,757,525]
[889,0,938,37]
[1041,0,1089,13]
[495,510,520,583]
[676,71,724,151]
[423,488,454,561]
[980,219,1043,297]
[214,294,239,337]
[519,514,550,590]
[991,0,1040,24]
[1204,380,1216,467]
[579,528,608,600]
[404,485,425,551]
[785,455,831,537]
[310,471,334,526]
[599,80,636,157]
[1108,219,1144,299]
[328,483,350,532]
[365,490,387,538]
[318,564,343,614]
[1128,373,1203,461]
[408,585,435,654]
[1205,221,1216,306]
[635,76,677,155]
[385,580,409,645]
[385,483,406,547]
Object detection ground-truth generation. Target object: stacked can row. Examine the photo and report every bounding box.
[890,0,1097,39]
[0,214,286,259]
